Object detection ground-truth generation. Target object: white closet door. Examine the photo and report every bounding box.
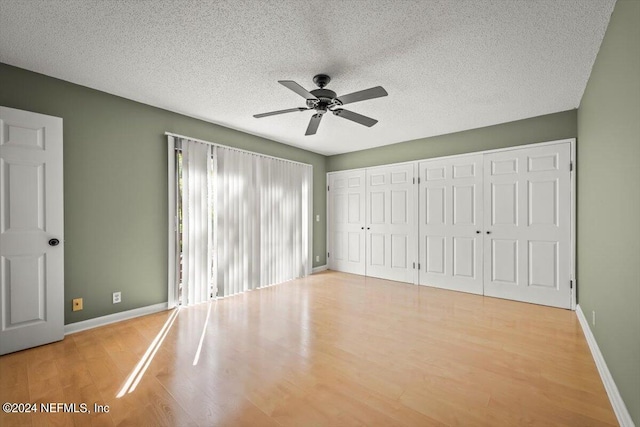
[328,170,365,275]
[365,163,416,283]
[483,143,571,308]
[418,155,484,294]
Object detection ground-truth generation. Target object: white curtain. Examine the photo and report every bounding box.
[180,139,213,306]
[214,145,311,297]
[173,136,311,302]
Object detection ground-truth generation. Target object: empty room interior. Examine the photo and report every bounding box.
[0,0,639,426]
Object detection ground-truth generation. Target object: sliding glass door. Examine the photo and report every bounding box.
[167,135,312,307]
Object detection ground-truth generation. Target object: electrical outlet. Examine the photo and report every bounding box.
[316,255,319,262]
[113,291,121,304]
[316,214,320,222]
[592,310,596,326]
[72,298,83,311]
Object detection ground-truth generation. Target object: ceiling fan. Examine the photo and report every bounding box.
[253,74,388,136]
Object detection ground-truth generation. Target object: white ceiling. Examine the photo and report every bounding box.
[0,0,615,156]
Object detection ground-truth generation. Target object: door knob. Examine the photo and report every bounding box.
[361,227,364,230]
[48,238,60,246]
[476,230,481,234]
[486,231,491,234]
[367,227,370,230]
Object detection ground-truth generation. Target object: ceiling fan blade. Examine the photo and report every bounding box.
[332,109,378,127]
[337,86,388,105]
[305,113,323,136]
[253,107,308,118]
[279,80,319,100]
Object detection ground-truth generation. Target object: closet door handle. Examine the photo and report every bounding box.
[476,230,481,234]
[361,227,364,230]
[486,231,492,234]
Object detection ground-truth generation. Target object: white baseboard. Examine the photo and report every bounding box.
[312,265,328,274]
[64,302,168,335]
[576,304,635,427]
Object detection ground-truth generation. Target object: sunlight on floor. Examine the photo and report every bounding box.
[116,308,180,398]
[193,302,214,366]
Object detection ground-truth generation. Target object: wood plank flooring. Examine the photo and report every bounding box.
[0,271,617,426]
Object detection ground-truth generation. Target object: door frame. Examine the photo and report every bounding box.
[326,138,576,309]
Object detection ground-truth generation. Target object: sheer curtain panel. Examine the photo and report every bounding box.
[214,145,311,297]
[180,139,213,306]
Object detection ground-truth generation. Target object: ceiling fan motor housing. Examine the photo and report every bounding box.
[307,88,339,111]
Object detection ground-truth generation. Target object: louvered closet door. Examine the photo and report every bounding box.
[365,163,416,283]
[483,143,571,308]
[418,155,484,294]
[328,170,366,275]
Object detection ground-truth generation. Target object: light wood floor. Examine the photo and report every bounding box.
[1,271,616,426]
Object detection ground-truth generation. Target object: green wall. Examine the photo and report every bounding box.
[327,110,577,171]
[0,63,327,324]
[577,0,640,423]
[2,4,638,418]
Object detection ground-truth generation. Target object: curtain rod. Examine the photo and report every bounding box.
[165,132,312,168]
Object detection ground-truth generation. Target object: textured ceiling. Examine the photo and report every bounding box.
[0,0,615,155]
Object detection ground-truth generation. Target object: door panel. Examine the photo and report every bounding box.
[369,234,385,266]
[491,182,518,226]
[328,170,365,274]
[426,236,446,274]
[491,239,518,284]
[391,190,407,223]
[0,106,64,355]
[483,143,571,308]
[453,237,475,278]
[419,155,483,294]
[528,179,558,226]
[347,232,361,263]
[365,163,416,283]
[528,240,557,288]
[348,193,362,223]
[391,234,408,268]
[453,185,475,225]
[426,187,445,225]
[369,191,385,223]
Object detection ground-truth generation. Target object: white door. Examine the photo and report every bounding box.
[483,143,571,308]
[365,164,416,283]
[418,155,484,294]
[0,106,64,355]
[328,170,366,275]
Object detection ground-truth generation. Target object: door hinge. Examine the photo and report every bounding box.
[327,252,330,258]
[570,280,573,289]
[413,262,415,269]
[413,177,415,184]
[418,263,421,270]
[327,185,330,191]
[418,177,421,184]
[570,162,573,172]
